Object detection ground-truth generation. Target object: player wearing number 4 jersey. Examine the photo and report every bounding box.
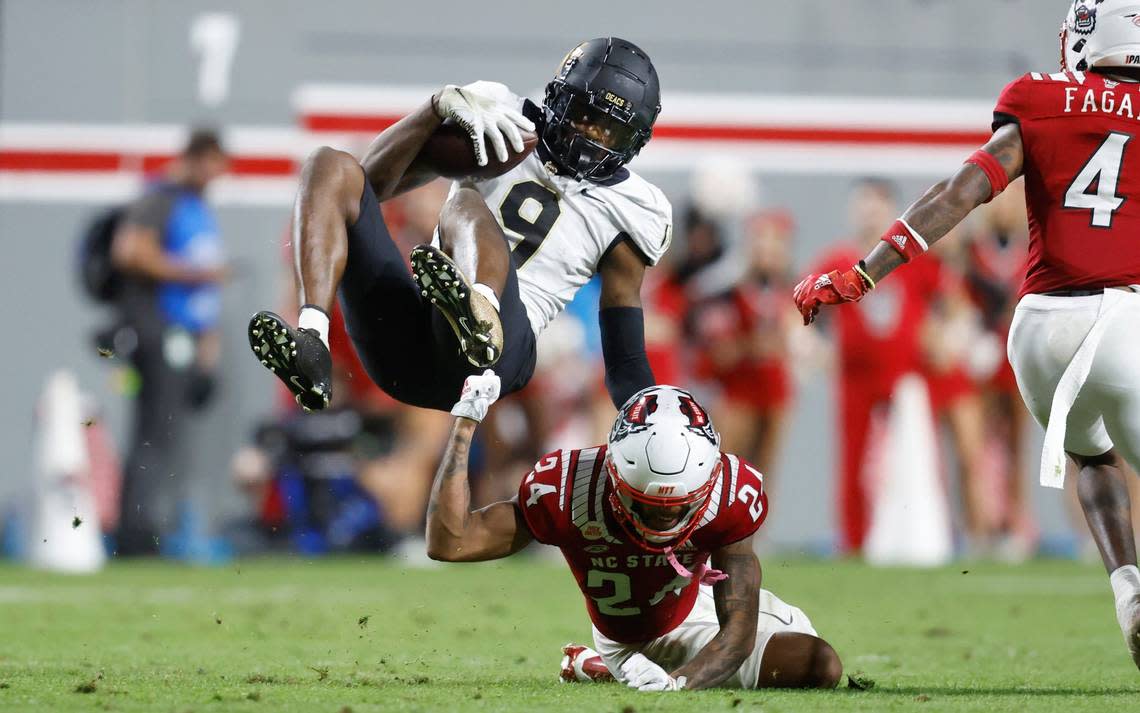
[794,0,1140,670]
[427,378,842,692]
[247,37,670,413]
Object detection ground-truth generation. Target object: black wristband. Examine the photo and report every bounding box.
[854,261,876,290]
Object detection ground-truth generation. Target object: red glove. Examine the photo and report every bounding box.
[793,267,872,325]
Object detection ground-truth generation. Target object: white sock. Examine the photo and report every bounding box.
[298,306,330,348]
[473,283,500,312]
[1110,564,1140,630]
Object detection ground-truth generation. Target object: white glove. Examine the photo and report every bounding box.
[450,369,501,422]
[619,654,686,692]
[433,81,535,166]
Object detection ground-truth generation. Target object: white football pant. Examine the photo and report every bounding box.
[591,586,816,690]
[1008,289,1140,471]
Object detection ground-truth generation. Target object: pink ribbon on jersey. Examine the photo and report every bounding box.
[664,547,728,586]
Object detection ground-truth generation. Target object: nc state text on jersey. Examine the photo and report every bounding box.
[590,552,700,570]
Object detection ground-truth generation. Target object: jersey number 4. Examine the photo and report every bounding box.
[1064,132,1132,228]
[500,182,561,268]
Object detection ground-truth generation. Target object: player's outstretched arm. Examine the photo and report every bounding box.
[598,240,656,408]
[425,372,534,562]
[359,98,444,203]
[794,123,1024,325]
[861,123,1024,283]
[669,536,761,690]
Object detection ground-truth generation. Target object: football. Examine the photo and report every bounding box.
[419,119,538,179]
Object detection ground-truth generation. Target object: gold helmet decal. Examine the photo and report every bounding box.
[558,44,586,77]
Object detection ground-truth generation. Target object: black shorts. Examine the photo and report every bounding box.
[338,176,536,411]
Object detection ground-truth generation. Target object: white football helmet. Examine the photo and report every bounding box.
[605,385,722,551]
[1060,0,1094,71]
[1063,0,1140,71]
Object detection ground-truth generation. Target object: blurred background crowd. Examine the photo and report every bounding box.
[4,0,1133,571]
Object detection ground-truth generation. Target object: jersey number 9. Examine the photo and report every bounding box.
[500,182,561,268]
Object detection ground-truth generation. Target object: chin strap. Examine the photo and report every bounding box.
[664,546,728,586]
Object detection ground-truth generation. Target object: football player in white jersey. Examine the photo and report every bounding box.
[248,37,672,413]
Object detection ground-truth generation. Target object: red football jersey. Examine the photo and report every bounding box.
[517,446,768,644]
[994,71,1140,297]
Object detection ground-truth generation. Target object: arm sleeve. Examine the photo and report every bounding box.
[122,190,174,233]
[600,305,655,408]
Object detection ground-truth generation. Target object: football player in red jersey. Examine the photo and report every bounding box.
[425,374,842,691]
[794,0,1140,668]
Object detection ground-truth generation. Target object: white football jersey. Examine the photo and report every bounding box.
[436,85,673,336]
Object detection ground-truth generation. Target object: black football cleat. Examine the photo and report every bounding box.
[248,311,332,411]
[410,244,503,368]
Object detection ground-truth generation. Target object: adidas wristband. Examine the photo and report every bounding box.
[880,218,928,263]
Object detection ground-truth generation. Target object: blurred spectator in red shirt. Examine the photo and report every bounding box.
[918,232,992,558]
[810,178,944,554]
[960,180,1039,559]
[687,210,798,476]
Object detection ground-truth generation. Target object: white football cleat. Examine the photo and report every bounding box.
[559,644,613,683]
[1118,593,1140,671]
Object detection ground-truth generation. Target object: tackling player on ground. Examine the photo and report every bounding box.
[793,0,1140,669]
[424,373,842,691]
[248,37,670,413]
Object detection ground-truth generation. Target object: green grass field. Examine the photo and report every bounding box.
[0,556,1137,712]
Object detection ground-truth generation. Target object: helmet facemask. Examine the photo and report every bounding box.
[606,455,720,553]
[542,82,652,181]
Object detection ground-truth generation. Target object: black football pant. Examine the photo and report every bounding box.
[338,179,536,411]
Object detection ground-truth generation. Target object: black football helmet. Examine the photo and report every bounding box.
[541,37,661,182]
